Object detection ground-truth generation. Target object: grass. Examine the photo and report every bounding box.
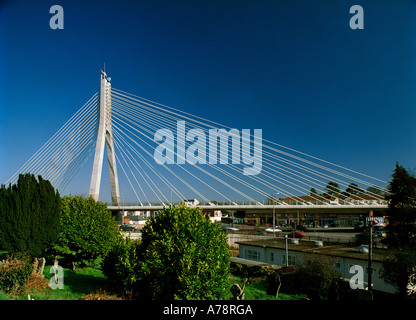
[227,275,307,300]
[37,265,109,300]
[0,267,306,300]
[0,264,113,300]
[0,251,305,300]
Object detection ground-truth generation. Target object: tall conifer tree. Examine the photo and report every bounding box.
[0,174,61,257]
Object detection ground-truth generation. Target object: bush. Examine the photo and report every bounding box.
[294,254,341,299]
[381,247,416,298]
[134,205,230,300]
[102,236,140,298]
[266,265,298,295]
[51,196,121,269]
[0,254,33,294]
[104,205,231,300]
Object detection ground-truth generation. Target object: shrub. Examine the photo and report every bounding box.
[51,196,121,269]
[0,254,33,294]
[134,205,230,300]
[294,254,341,298]
[102,236,140,298]
[266,265,298,296]
[104,205,231,300]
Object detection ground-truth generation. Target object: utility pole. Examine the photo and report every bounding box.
[272,192,279,238]
[273,198,275,238]
[285,234,289,266]
[367,211,374,292]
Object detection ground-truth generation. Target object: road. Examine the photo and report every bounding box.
[120,224,363,247]
[226,226,360,247]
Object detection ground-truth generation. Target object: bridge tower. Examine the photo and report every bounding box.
[89,71,120,205]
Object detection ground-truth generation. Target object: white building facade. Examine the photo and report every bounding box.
[237,239,396,294]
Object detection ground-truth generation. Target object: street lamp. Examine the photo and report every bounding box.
[285,234,289,266]
[121,192,124,225]
[272,192,280,238]
[367,211,375,292]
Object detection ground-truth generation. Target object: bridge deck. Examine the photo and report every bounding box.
[108,204,388,213]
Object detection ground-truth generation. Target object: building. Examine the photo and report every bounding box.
[183,199,200,207]
[202,210,222,223]
[236,237,396,294]
[245,193,388,227]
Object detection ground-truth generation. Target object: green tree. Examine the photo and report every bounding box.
[381,249,416,298]
[0,174,61,257]
[310,188,318,196]
[51,196,121,269]
[384,163,416,249]
[325,181,340,196]
[367,186,384,195]
[380,164,416,298]
[134,205,230,300]
[345,183,363,195]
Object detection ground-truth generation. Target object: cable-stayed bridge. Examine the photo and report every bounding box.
[5,71,388,215]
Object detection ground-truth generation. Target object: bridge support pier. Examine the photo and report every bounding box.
[89,71,120,205]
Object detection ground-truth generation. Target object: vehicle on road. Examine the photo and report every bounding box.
[220,226,239,233]
[265,227,282,233]
[286,231,306,238]
[120,224,137,232]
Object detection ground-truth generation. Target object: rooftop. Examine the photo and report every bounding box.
[236,238,389,262]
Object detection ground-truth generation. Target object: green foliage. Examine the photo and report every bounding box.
[380,164,416,298]
[325,181,340,196]
[381,248,416,298]
[230,262,270,279]
[52,196,121,268]
[105,205,231,300]
[0,253,33,293]
[294,254,340,299]
[134,205,230,300]
[345,183,363,195]
[264,265,298,295]
[0,174,61,257]
[384,163,416,249]
[367,186,384,195]
[102,236,140,297]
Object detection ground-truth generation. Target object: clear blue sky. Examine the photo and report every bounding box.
[1,0,415,202]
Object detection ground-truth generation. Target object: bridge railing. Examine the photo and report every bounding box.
[106,199,388,207]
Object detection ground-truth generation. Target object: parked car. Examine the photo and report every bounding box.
[120,224,137,232]
[286,231,306,238]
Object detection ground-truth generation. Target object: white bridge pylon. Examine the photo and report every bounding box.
[89,71,120,205]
